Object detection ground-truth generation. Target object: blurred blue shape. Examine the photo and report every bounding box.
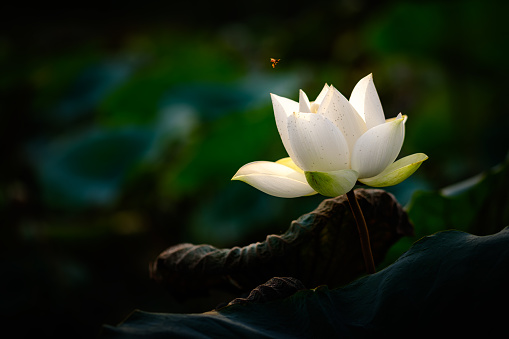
[159,83,254,121]
[30,127,155,208]
[52,58,138,122]
[158,73,301,122]
[188,184,286,246]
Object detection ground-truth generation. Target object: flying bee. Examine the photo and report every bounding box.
[270,58,280,68]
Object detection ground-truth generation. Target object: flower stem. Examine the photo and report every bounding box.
[346,189,376,274]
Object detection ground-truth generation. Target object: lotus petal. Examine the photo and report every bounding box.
[275,157,304,173]
[287,112,350,172]
[305,169,359,197]
[232,161,316,198]
[318,85,367,153]
[349,74,385,129]
[351,114,405,178]
[271,93,299,160]
[310,84,330,112]
[299,90,312,113]
[359,153,428,187]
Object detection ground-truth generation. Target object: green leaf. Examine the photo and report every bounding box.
[102,227,509,337]
[151,189,412,299]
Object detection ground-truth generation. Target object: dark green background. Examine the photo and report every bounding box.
[1,0,508,337]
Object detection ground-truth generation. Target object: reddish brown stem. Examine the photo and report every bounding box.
[346,189,376,274]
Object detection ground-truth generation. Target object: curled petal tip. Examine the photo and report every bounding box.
[396,113,408,124]
[386,113,407,123]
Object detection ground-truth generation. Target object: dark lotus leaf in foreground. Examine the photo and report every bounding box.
[226,277,306,307]
[151,189,413,298]
[102,227,509,338]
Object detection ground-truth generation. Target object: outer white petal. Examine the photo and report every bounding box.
[351,114,405,178]
[317,85,367,153]
[232,161,316,198]
[311,84,330,112]
[271,93,299,161]
[299,90,312,113]
[349,73,385,129]
[287,112,350,172]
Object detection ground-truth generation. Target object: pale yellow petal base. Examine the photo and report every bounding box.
[275,157,304,173]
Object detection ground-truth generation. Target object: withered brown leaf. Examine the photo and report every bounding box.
[151,189,413,299]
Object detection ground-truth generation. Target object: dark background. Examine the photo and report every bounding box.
[1,0,508,337]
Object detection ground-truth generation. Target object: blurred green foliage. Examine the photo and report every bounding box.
[381,154,509,268]
[1,0,508,337]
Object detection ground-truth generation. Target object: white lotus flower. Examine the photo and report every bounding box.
[232,74,427,198]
